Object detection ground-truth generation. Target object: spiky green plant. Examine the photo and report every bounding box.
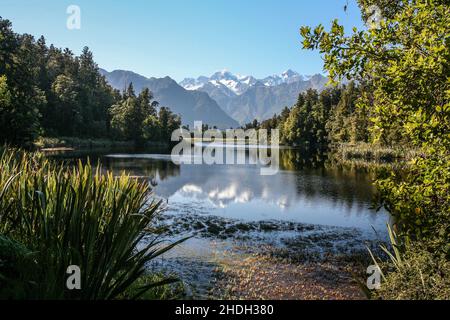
[366,225,450,300]
[0,148,184,299]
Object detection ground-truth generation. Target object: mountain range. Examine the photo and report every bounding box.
[99,69,239,128]
[100,68,328,127]
[179,70,328,124]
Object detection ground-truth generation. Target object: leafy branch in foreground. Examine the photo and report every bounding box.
[300,0,450,299]
[368,226,450,300]
[0,148,185,299]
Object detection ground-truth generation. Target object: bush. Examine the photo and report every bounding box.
[369,227,450,300]
[0,148,184,299]
[119,274,185,300]
[0,234,36,299]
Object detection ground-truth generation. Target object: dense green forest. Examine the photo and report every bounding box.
[244,83,376,149]
[302,0,450,299]
[1,0,449,300]
[0,17,180,147]
[245,0,450,299]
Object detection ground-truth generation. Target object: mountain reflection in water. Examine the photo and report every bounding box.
[49,147,388,232]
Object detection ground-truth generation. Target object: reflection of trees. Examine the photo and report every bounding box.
[50,148,383,222]
[279,148,328,171]
[102,158,180,182]
[152,148,380,220]
[277,148,378,216]
[48,150,181,182]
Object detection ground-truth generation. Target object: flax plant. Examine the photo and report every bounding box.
[0,148,183,299]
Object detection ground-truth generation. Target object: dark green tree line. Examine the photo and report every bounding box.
[244,83,372,150]
[301,0,450,299]
[0,17,181,147]
[110,85,181,145]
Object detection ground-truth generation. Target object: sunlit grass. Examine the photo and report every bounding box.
[330,142,421,170]
[0,147,185,299]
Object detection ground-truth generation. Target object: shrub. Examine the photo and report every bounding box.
[369,227,450,300]
[0,148,184,299]
[0,234,36,299]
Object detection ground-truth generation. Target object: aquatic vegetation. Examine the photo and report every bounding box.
[329,142,420,170]
[0,148,184,299]
[368,227,450,300]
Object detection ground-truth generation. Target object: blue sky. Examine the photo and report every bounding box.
[1,0,364,81]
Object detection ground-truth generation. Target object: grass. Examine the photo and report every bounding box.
[34,136,131,150]
[0,147,185,299]
[119,273,186,300]
[366,226,450,300]
[330,142,420,170]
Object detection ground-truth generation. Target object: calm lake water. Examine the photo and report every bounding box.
[50,146,388,231]
[49,146,389,298]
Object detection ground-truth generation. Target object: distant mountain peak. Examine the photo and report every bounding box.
[282,69,299,76]
[179,69,318,95]
[178,69,328,125]
[179,69,320,95]
[100,69,239,128]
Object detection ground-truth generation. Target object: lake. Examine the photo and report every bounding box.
[48,146,389,299]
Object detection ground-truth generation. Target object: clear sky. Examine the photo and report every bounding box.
[1,0,364,81]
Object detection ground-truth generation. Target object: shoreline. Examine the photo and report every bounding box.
[151,211,387,299]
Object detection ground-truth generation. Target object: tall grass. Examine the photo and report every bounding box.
[366,226,450,300]
[329,142,421,171]
[0,148,183,299]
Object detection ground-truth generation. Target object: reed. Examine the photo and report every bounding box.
[329,142,421,170]
[366,226,450,300]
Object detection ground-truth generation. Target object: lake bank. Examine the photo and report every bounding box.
[46,146,390,299]
[150,211,384,299]
[34,136,169,151]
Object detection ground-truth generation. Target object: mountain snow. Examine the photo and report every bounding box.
[179,69,308,95]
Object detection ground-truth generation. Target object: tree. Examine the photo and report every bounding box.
[301,0,450,253]
[109,84,173,145]
[110,91,142,143]
[158,106,181,144]
[137,88,158,117]
[142,115,161,142]
[326,83,358,145]
[0,21,45,145]
[50,74,79,136]
[281,89,331,149]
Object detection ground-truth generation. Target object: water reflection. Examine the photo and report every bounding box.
[48,147,388,231]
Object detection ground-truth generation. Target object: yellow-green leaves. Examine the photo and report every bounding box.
[0,148,183,299]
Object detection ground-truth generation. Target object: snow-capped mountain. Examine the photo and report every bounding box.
[178,76,210,91]
[179,69,308,95]
[180,69,328,124]
[101,68,328,127]
[180,70,258,95]
[261,69,308,86]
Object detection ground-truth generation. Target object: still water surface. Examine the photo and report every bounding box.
[51,147,389,232]
[50,147,390,297]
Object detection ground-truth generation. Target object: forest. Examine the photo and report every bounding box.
[1,0,449,300]
[0,17,180,147]
[244,0,450,299]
